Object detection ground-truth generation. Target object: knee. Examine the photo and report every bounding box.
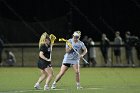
[42,73,47,78]
[75,71,80,75]
[48,73,53,78]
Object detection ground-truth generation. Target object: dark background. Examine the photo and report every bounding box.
[0,0,140,43]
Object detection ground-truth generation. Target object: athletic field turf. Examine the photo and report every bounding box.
[0,67,140,93]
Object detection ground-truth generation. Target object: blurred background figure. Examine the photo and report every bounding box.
[135,39,140,61]
[82,35,89,67]
[100,33,110,66]
[5,50,16,67]
[114,31,122,66]
[88,38,96,67]
[0,37,4,66]
[124,31,135,67]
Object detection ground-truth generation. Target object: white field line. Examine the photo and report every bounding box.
[0,87,103,93]
[0,89,66,93]
[86,87,102,90]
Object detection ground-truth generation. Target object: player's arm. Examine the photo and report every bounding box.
[9,52,16,63]
[80,47,87,58]
[39,51,50,61]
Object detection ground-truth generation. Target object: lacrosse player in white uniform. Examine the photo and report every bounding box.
[51,31,87,89]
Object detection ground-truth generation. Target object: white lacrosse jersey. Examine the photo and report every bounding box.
[62,38,86,64]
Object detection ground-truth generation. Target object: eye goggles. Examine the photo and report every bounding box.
[74,36,80,39]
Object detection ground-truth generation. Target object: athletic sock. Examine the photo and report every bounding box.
[36,82,39,85]
[53,81,56,84]
[45,84,48,87]
[76,82,80,86]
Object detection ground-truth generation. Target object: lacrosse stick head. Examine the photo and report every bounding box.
[50,34,56,44]
[59,38,72,48]
[59,38,67,42]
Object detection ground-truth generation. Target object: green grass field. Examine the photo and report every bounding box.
[0,67,140,93]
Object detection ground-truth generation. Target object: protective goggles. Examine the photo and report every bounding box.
[73,36,80,39]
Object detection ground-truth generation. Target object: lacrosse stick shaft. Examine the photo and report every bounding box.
[49,45,52,60]
[71,46,89,64]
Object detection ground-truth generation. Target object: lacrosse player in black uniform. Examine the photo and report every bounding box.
[34,33,54,90]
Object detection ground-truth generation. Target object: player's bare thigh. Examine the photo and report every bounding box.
[59,64,69,75]
[72,64,79,73]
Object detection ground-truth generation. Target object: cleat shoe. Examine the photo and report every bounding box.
[51,83,56,89]
[44,85,50,90]
[132,64,135,67]
[34,83,41,90]
[77,85,83,89]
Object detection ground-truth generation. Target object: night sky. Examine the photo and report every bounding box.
[0,0,140,43]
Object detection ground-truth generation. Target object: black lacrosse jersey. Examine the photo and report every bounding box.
[39,44,51,62]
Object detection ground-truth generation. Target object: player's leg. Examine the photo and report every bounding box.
[51,64,69,89]
[125,49,130,65]
[34,70,47,89]
[130,50,135,67]
[92,58,97,67]
[44,67,54,90]
[0,50,2,66]
[54,64,69,82]
[72,64,82,89]
[116,55,118,66]
[116,50,120,66]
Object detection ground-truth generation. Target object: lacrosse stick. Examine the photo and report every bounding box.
[59,38,89,64]
[49,34,56,60]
